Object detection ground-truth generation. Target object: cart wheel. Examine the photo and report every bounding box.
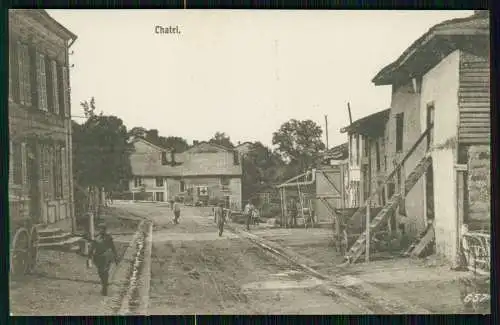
[27,227,39,273]
[10,228,31,276]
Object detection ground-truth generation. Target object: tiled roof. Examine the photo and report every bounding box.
[324,142,348,160]
[373,12,489,85]
[130,140,242,177]
[340,108,390,138]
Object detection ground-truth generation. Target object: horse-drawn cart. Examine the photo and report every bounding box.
[9,193,40,276]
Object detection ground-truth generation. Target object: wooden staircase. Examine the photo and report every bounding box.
[36,228,84,252]
[344,125,433,264]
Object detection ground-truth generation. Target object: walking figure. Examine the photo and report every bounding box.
[216,203,226,236]
[173,199,181,224]
[244,200,255,231]
[88,223,118,296]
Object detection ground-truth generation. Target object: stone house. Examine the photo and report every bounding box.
[129,139,243,209]
[9,9,77,232]
[371,11,490,267]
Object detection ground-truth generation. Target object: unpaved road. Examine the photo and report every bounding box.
[114,202,365,314]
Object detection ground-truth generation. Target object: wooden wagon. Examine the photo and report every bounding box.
[9,191,40,276]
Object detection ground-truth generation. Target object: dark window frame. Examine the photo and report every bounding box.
[395,113,404,153]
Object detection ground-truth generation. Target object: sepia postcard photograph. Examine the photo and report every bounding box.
[7,8,490,316]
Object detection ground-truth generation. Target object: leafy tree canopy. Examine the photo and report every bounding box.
[73,97,133,191]
[209,131,234,149]
[272,119,325,173]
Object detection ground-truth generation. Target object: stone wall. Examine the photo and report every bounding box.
[467,145,490,228]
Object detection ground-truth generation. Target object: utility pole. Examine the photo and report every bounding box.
[325,115,329,150]
[347,102,353,125]
[184,0,186,9]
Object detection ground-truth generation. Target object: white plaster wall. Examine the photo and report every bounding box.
[229,178,242,210]
[420,50,460,263]
[420,50,460,146]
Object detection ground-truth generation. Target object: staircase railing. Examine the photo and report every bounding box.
[359,123,434,211]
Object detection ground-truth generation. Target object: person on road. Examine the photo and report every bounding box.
[216,203,225,236]
[170,198,175,210]
[88,223,118,296]
[173,199,181,224]
[244,200,255,231]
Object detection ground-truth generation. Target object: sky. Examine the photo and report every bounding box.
[47,9,473,148]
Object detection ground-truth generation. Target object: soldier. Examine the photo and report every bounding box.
[244,200,255,231]
[216,202,225,236]
[88,223,118,296]
[289,198,298,228]
[173,198,181,224]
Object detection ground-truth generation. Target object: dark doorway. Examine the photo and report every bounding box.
[26,142,41,223]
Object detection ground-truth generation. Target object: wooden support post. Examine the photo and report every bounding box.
[456,167,466,268]
[365,197,371,262]
[340,164,345,209]
[283,188,288,228]
[280,188,284,228]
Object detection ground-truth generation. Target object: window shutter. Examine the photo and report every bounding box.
[17,41,25,105]
[38,53,48,112]
[61,66,69,117]
[45,57,53,113]
[21,142,27,185]
[24,45,32,107]
[28,45,39,108]
[51,60,59,115]
[61,147,69,199]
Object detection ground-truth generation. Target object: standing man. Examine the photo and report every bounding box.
[216,202,225,236]
[88,223,118,296]
[173,198,181,224]
[244,200,255,231]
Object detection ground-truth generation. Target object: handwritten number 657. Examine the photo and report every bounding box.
[464,294,490,303]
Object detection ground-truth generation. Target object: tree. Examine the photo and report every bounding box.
[272,119,325,173]
[163,136,189,152]
[128,126,148,139]
[241,142,285,201]
[209,132,234,148]
[73,98,133,195]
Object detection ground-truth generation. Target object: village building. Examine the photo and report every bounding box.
[8,10,77,274]
[234,141,254,156]
[129,138,243,209]
[9,10,77,230]
[340,109,391,209]
[371,11,490,269]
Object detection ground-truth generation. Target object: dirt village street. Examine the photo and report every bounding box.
[10,200,482,316]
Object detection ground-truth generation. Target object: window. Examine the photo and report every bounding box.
[53,145,63,198]
[134,177,143,188]
[376,140,381,171]
[233,151,240,165]
[364,136,370,158]
[57,64,67,117]
[395,113,404,152]
[47,59,60,115]
[180,180,185,192]
[37,53,48,111]
[12,142,23,185]
[384,155,387,171]
[426,103,435,150]
[10,42,20,103]
[349,134,353,164]
[156,177,164,187]
[220,176,230,186]
[18,42,32,107]
[356,134,360,165]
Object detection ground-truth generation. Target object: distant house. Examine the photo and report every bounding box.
[323,142,348,165]
[234,141,254,157]
[129,139,243,209]
[340,109,390,208]
[371,11,489,267]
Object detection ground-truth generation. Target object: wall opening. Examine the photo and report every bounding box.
[395,113,404,152]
